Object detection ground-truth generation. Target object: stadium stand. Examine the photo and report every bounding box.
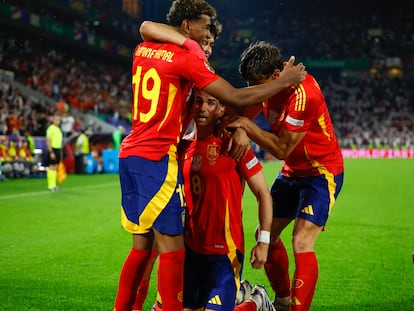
[0,0,413,179]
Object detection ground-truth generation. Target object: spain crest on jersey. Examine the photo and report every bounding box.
[206,143,219,165]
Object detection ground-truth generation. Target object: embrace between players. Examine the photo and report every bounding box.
[113,1,344,311]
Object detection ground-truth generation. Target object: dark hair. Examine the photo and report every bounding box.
[209,19,222,40]
[167,0,217,27]
[239,41,284,85]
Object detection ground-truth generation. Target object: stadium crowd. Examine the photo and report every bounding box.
[0,0,413,180]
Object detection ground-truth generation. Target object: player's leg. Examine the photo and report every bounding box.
[290,172,344,311]
[183,247,202,311]
[115,153,181,311]
[151,150,186,311]
[264,175,297,310]
[114,232,154,311]
[265,219,292,311]
[202,251,243,311]
[47,148,60,191]
[132,248,158,311]
[290,218,322,311]
[155,231,185,311]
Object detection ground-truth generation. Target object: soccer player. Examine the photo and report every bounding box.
[45,111,63,192]
[179,88,273,311]
[223,41,345,311]
[131,19,223,311]
[113,1,306,311]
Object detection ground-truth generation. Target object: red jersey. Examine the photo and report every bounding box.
[180,135,262,255]
[119,41,219,161]
[263,74,344,177]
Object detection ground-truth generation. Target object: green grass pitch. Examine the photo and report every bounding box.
[0,159,413,310]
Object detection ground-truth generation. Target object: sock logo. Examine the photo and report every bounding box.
[293,278,304,289]
[291,296,302,305]
[208,294,222,305]
[177,291,183,302]
[300,205,314,216]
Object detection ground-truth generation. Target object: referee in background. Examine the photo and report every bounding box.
[46,111,63,192]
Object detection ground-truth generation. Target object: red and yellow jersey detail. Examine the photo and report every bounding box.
[263,74,343,176]
[180,135,262,255]
[120,41,219,161]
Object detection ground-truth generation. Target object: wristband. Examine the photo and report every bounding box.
[257,230,270,244]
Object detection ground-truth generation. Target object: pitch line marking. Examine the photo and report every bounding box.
[0,182,118,200]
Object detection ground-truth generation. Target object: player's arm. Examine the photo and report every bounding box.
[139,21,186,45]
[246,171,272,269]
[139,21,206,61]
[224,116,305,160]
[203,57,306,108]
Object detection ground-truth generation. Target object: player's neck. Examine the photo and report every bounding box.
[196,126,215,140]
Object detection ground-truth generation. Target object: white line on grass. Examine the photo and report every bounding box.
[0,182,119,200]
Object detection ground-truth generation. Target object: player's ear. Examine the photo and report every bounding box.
[217,105,226,118]
[181,19,191,35]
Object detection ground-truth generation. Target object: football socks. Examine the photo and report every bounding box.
[264,239,291,298]
[157,248,185,311]
[114,248,152,311]
[291,252,318,311]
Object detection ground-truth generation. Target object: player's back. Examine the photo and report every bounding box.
[120,41,218,161]
[265,74,343,176]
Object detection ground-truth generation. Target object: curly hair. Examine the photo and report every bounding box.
[239,41,284,85]
[209,19,222,40]
[167,0,217,27]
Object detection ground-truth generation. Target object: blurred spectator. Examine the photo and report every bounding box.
[23,130,35,156]
[0,119,7,135]
[17,138,35,177]
[0,136,13,179]
[74,128,90,174]
[0,0,412,165]
[112,125,125,150]
[61,111,75,138]
[6,110,21,135]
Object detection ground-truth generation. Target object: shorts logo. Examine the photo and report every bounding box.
[300,205,314,216]
[208,294,222,305]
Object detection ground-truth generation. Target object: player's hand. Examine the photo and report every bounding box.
[182,38,207,61]
[279,56,307,85]
[227,128,250,161]
[220,116,250,161]
[249,242,269,269]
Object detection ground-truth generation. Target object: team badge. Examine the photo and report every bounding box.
[206,143,219,164]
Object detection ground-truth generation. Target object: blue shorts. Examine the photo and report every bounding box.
[271,172,344,226]
[183,247,244,311]
[119,153,186,236]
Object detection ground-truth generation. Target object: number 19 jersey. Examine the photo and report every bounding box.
[119,41,219,161]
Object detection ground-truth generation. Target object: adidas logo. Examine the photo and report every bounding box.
[208,294,222,305]
[300,205,314,215]
[291,296,302,305]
